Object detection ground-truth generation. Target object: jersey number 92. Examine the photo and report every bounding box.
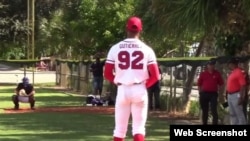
[118,51,144,70]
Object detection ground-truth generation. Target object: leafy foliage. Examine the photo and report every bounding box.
[216,33,244,56]
[2,0,250,59]
[36,0,137,59]
[0,0,61,59]
[0,0,27,42]
[149,0,250,56]
[0,0,27,59]
[150,0,218,36]
[135,0,205,57]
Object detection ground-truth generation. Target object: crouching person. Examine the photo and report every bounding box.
[12,77,35,110]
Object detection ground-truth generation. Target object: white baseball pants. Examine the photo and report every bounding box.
[113,83,148,138]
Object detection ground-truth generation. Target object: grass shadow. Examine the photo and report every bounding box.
[0,95,85,109]
[0,87,85,109]
[0,87,66,94]
[36,95,84,107]
[0,113,169,141]
[0,85,169,141]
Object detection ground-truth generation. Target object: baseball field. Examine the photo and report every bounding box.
[0,85,169,141]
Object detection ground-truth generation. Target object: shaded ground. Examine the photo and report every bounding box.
[2,84,201,125]
[3,106,200,124]
[149,111,200,124]
[47,87,201,124]
[3,106,115,114]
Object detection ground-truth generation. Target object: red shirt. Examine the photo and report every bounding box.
[227,68,246,93]
[197,70,224,92]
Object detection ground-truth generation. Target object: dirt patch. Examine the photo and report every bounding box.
[149,111,198,120]
[3,106,115,114]
[149,111,200,124]
[4,107,197,119]
[3,107,200,124]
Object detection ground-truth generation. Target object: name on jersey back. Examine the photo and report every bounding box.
[119,43,140,48]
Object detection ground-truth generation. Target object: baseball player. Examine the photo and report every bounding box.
[104,16,160,141]
[12,77,36,110]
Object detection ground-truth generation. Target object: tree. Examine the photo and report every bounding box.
[69,0,137,58]
[148,0,250,112]
[0,0,27,59]
[0,0,61,59]
[37,0,137,59]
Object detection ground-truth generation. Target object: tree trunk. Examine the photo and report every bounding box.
[167,66,173,112]
[182,36,206,113]
[173,66,177,113]
[216,62,227,103]
[239,42,250,123]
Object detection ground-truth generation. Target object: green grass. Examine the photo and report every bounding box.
[34,82,58,87]
[0,86,83,111]
[0,85,169,141]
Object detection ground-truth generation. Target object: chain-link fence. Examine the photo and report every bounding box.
[55,61,203,113]
[55,56,250,117]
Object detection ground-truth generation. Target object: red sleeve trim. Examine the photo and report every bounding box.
[104,63,115,83]
[146,64,160,88]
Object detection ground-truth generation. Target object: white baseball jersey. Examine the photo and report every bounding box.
[106,38,157,85]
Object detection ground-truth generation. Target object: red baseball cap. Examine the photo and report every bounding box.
[126,16,142,32]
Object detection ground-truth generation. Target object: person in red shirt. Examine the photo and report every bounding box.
[226,57,247,125]
[197,59,224,125]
